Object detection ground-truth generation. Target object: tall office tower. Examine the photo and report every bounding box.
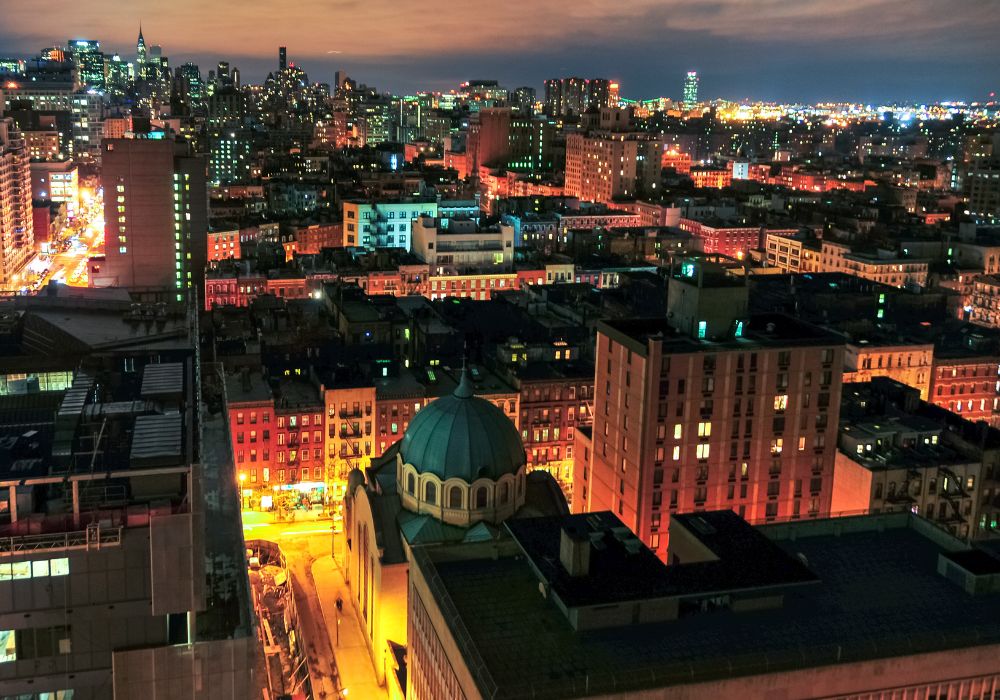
[67,39,105,90]
[574,257,844,558]
[683,70,699,110]
[135,25,147,79]
[279,46,287,71]
[105,53,130,97]
[100,136,207,301]
[176,62,203,110]
[964,133,1000,225]
[0,119,34,290]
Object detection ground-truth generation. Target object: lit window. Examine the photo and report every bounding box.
[0,630,14,662]
[673,424,682,439]
[697,321,707,339]
[774,395,788,411]
[697,421,711,437]
[696,444,710,459]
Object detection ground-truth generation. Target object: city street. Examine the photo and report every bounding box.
[242,511,386,699]
[36,184,103,289]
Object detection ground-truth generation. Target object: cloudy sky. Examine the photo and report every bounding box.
[3,0,998,102]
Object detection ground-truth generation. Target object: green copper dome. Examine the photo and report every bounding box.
[400,368,525,482]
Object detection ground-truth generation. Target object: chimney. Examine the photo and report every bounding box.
[559,524,591,577]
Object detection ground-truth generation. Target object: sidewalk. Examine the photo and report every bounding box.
[313,555,388,700]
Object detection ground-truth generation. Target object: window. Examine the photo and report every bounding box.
[697,321,707,339]
[499,482,510,504]
[696,444,710,460]
[449,486,463,509]
[424,482,437,505]
[697,421,711,437]
[475,487,488,508]
[774,394,788,411]
[0,630,14,662]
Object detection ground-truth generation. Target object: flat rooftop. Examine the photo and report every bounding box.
[417,512,1000,699]
[601,312,842,356]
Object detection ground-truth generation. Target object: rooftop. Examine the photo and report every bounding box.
[416,511,1000,699]
[601,312,843,356]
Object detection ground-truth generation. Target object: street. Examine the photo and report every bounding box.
[34,184,104,290]
[242,511,387,699]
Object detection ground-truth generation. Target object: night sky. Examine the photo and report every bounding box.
[3,0,998,102]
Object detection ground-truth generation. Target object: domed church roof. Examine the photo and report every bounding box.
[400,367,525,482]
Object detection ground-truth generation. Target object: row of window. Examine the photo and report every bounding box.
[241,466,321,483]
[0,626,71,663]
[0,558,69,581]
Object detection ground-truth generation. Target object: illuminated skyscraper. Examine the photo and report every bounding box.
[136,25,147,78]
[279,46,287,71]
[177,62,204,109]
[683,70,699,110]
[67,39,105,90]
[105,53,130,97]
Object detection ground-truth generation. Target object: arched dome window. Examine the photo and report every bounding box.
[474,486,488,509]
[406,473,415,496]
[448,485,463,509]
[424,481,437,505]
[499,482,510,505]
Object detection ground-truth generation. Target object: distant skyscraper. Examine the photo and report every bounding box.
[67,39,105,90]
[0,119,34,290]
[176,62,204,110]
[511,86,536,114]
[279,46,287,71]
[100,136,207,300]
[105,53,130,96]
[683,70,699,110]
[136,25,146,75]
[544,77,613,117]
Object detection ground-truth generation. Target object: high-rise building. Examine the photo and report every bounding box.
[543,77,613,117]
[279,46,287,71]
[964,133,1000,225]
[135,25,147,79]
[104,53,130,97]
[573,257,845,557]
[684,70,699,110]
[466,107,511,175]
[564,116,665,202]
[99,136,207,300]
[208,127,253,184]
[511,86,536,114]
[0,118,34,290]
[507,115,556,175]
[67,39,105,90]
[176,62,204,110]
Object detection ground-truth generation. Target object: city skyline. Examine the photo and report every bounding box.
[2,0,999,102]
